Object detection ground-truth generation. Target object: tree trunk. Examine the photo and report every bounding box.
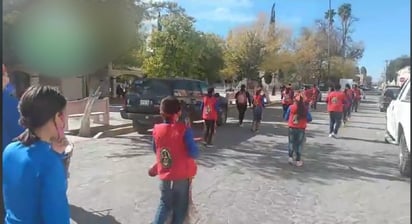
[78,86,102,137]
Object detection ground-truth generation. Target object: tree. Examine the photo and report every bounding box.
[193,33,225,82]
[142,13,197,77]
[360,66,367,75]
[386,56,411,82]
[337,3,359,59]
[222,16,268,81]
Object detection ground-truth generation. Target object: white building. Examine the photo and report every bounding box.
[397,66,410,87]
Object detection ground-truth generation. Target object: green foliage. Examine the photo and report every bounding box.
[386,56,411,82]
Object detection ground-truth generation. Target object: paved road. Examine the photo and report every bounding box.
[68,96,410,224]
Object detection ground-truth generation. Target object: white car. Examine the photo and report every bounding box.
[385,78,411,176]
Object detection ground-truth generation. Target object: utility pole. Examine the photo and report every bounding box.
[327,0,332,79]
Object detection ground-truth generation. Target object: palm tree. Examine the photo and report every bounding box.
[324,9,336,25]
[338,3,356,59]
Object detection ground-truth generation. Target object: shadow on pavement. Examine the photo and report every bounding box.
[70,205,121,224]
[198,103,409,185]
[104,135,153,158]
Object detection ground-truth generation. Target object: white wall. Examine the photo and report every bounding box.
[61,76,84,100]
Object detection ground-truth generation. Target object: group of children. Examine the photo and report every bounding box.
[149,82,368,223]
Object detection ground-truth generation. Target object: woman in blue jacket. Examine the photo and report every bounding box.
[3,85,70,224]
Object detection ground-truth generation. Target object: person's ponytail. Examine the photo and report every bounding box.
[17,129,39,146]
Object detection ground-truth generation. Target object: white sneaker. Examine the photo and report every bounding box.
[296,161,303,167]
[328,133,333,138]
[333,134,339,139]
[239,123,243,127]
[288,157,294,165]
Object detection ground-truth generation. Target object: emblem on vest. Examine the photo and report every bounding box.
[331,97,338,104]
[292,114,299,124]
[206,105,211,114]
[160,148,172,168]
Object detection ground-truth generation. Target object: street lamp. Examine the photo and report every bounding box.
[327,0,332,79]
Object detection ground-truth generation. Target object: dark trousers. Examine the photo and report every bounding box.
[352,99,360,112]
[343,103,352,121]
[237,104,247,125]
[204,119,216,144]
[288,128,305,161]
[311,100,317,110]
[153,179,190,224]
[329,111,343,134]
[282,104,290,119]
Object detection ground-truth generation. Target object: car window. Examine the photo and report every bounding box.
[130,79,171,97]
[192,81,202,97]
[199,81,208,95]
[173,80,193,97]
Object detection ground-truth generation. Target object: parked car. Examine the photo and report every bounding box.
[120,78,229,134]
[385,79,410,176]
[378,86,401,112]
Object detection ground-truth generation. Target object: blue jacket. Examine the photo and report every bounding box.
[3,91,25,149]
[3,141,70,224]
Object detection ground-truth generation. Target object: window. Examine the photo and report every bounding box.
[199,81,208,95]
[130,79,171,97]
[173,80,193,97]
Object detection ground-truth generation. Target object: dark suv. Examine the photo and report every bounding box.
[120,78,229,134]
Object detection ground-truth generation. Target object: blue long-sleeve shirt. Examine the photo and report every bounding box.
[152,125,200,159]
[3,141,70,224]
[3,90,25,149]
[284,107,313,122]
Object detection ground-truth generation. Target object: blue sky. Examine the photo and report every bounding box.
[166,0,410,81]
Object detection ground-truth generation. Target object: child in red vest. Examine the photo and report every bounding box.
[201,87,219,147]
[284,93,312,167]
[281,84,294,118]
[251,88,266,132]
[150,96,200,224]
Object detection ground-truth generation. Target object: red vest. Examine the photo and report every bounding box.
[282,90,293,105]
[288,104,308,129]
[327,91,345,112]
[353,88,361,100]
[304,89,313,103]
[253,94,263,106]
[153,123,197,181]
[202,96,218,120]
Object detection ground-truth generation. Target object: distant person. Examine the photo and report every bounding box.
[3,85,70,224]
[150,96,199,224]
[326,84,346,138]
[303,86,313,109]
[234,84,252,126]
[342,84,354,124]
[281,84,294,118]
[2,64,24,150]
[311,84,320,110]
[201,87,219,147]
[251,88,266,132]
[352,84,362,112]
[284,93,312,167]
[116,84,124,98]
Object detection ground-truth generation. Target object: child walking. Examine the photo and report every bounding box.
[150,96,200,224]
[251,88,266,132]
[201,87,219,147]
[284,93,312,167]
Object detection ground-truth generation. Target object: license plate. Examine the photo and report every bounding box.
[140,100,150,106]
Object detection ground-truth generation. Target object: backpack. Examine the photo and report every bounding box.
[237,92,247,104]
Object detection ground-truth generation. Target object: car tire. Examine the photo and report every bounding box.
[133,120,150,135]
[217,108,227,126]
[399,131,410,177]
